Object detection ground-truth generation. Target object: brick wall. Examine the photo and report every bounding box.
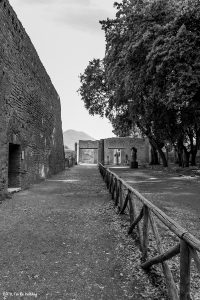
[0,0,65,191]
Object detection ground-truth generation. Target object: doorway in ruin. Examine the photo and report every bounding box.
[113,149,121,165]
[79,149,98,164]
[8,143,21,188]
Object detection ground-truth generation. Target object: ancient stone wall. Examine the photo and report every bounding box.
[79,140,99,149]
[78,138,150,166]
[79,140,99,164]
[104,137,149,165]
[0,0,65,191]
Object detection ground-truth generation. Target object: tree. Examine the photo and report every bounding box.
[79,0,200,167]
[145,8,200,166]
[79,59,109,117]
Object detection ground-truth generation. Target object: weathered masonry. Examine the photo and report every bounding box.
[78,137,150,165]
[0,0,65,192]
[78,140,99,164]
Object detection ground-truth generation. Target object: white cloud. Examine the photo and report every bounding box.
[55,7,110,33]
[14,0,91,6]
[14,0,115,33]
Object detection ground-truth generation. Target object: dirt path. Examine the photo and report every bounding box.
[0,165,165,300]
[110,167,200,240]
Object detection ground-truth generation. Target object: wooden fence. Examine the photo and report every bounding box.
[98,163,200,300]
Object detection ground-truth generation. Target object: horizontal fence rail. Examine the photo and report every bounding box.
[98,163,200,300]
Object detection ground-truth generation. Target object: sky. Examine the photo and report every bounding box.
[9,0,116,140]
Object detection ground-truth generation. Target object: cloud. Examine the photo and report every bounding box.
[13,0,115,34]
[15,0,90,6]
[55,7,110,33]
[53,0,115,33]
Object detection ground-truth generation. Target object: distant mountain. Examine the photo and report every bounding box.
[63,129,95,150]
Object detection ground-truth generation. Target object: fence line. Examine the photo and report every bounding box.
[98,163,200,300]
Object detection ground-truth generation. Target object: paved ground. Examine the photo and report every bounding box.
[110,166,200,240]
[0,165,165,300]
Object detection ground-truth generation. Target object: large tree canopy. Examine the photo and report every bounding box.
[79,0,200,167]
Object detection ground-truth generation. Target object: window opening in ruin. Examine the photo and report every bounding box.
[8,143,21,188]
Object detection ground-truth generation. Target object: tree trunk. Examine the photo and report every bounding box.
[149,142,159,165]
[190,146,197,166]
[148,137,168,167]
[183,146,190,167]
[141,125,167,167]
[177,151,183,167]
[157,147,168,167]
[188,131,197,166]
[174,148,179,164]
[177,139,185,167]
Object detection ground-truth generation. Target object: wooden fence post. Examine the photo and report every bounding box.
[109,174,113,193]
[131,195,143,249]
[119,181,123,212]
[180,239,191,300]
[106,172,109,188]
[120,190,130,214]
[142,205,149,261]
[115,180,120,207]
[129,194,134,224]
[111,177,115,200]
[149,212,179,300]
[128,207,144,235]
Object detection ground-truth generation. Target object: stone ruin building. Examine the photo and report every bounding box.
[77,137,150,166]
[0,0,65,193]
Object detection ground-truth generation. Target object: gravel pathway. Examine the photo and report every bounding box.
[0,165,165,300]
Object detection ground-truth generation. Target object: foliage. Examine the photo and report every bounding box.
[78,59,109,117]
[79,0,200,166]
